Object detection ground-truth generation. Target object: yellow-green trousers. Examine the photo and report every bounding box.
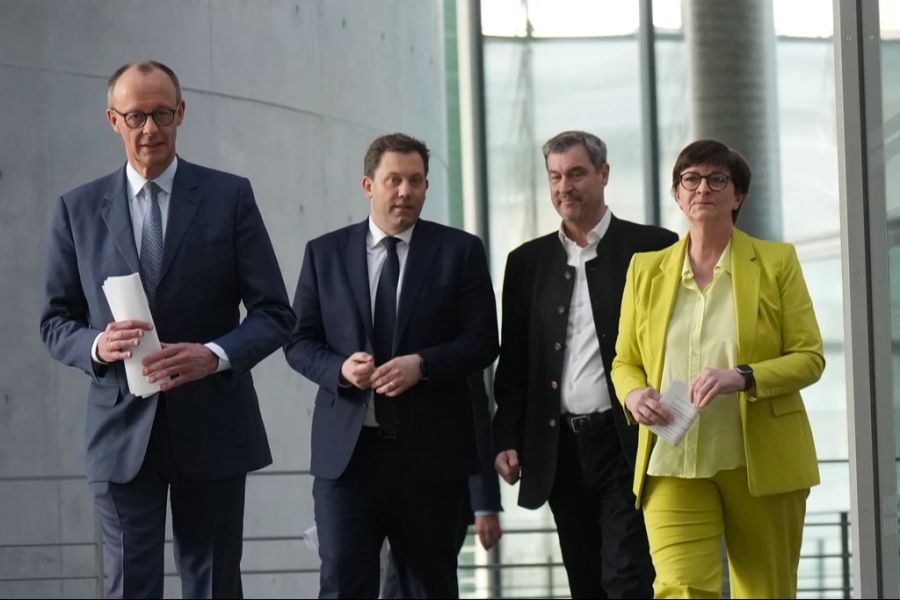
[642,467,808,599]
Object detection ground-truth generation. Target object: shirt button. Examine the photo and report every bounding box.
[557,305,567,315]
[551,380,559,390]
[554,342,562,351]
[549,418,558,428]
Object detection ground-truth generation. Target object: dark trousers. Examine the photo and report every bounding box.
[547,411,654,599]
[380,493,473,599]
[91,397,247,599]
[314,428,467,599]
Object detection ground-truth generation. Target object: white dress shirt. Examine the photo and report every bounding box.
[557,208,613,415]
[92,157,230,372]
[362,217,415,426]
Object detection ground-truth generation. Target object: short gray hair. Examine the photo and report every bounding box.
[106,60,182,108]
[541,130,608,169]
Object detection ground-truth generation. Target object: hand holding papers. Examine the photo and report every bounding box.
[101,273,169,397]
[648,380,698,446]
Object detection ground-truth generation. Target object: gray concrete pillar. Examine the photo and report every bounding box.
[685,0,782,240]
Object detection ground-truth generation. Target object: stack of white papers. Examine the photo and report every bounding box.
[648,379,698,446]
[101,273,168,398]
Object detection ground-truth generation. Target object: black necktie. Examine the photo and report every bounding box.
[373,236,400,435]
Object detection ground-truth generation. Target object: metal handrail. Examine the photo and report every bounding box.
[1,463,857,598]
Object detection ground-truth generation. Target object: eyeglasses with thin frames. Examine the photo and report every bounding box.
[111,107,178,129]
[679,172,731,192]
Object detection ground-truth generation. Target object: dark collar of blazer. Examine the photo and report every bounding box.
[340,218,444,355]
[99,157,203,286]
[530,214,632,277]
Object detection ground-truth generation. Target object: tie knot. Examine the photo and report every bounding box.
[382,236,399,253]
[144,181,161,203]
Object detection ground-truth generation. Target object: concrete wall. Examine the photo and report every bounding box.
[0,1,450,597]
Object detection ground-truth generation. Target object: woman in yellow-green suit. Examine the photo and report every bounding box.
[611,140,824,599]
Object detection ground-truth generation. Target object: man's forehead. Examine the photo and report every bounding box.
[112,68,177,99]
[547,149,592,170]
[376,152,425,173]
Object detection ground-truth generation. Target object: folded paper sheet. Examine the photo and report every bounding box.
[648,379,698,446]
[101,273,168,397]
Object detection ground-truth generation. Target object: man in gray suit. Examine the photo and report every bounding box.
[40,60,294,599]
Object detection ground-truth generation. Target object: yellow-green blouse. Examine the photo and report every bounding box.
[647,240,746,478]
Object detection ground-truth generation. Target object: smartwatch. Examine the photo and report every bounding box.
[735,364,755,392]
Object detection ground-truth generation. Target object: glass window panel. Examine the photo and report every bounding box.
[482,0,638,38]
[773,0,833,38]
[485,36,646,278]
[879,0,900,591]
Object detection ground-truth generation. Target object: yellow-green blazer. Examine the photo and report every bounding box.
[611,228,824,506]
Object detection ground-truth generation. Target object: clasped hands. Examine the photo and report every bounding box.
[97,319,218,392]
[624,366,747,426]
[340,352,422,396]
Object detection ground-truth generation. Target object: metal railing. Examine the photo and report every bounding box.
[0,468,855,598]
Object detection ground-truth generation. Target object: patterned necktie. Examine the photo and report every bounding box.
[139,182,164,305]
[373,236,400,435]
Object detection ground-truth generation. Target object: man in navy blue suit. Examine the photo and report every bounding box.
[40,61,294,599]
[284,133,499,598]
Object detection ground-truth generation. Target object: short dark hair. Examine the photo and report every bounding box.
[541,130,608,169]
[107,60,182,107]
[363,133,430,178]
[671,139,752,222]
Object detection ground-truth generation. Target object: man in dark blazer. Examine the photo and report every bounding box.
[40,61,294,599]
[284,133,498,599]
[492,130,677,598]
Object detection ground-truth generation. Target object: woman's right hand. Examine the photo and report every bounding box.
[625,387,672,426]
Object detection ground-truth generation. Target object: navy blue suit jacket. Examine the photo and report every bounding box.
[284,219,499,482]
[41,159,295,484]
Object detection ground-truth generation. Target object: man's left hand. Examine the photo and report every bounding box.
[474,514,502,550]
[371,354,423,397]
[142,343,219,392]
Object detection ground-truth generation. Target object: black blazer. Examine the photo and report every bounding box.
[492,215,677,509]
[285,219,499,482]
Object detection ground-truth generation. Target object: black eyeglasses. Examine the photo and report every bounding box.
[679,172,731,192]
[111,107,178,129]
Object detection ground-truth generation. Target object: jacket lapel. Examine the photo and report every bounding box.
[730,229,759,362]
[344,220,374,342]
[99,166,140,274]
[647,237,688,388]
[394,221,439,354]
[158,159,202,286]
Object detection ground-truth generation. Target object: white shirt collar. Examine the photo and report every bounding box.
[557,207,613,249]
[125,155,178,200]
[368,216,415,248]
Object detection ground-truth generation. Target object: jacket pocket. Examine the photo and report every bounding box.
[315,390,335,407]
[770,394,805,416]
[88,383,120,406]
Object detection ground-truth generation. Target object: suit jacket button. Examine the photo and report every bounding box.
[564,271,572,280]
[550,380,559,390]
[549,418,558,428]
[554,342,562,351]
[557,305,566,315]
